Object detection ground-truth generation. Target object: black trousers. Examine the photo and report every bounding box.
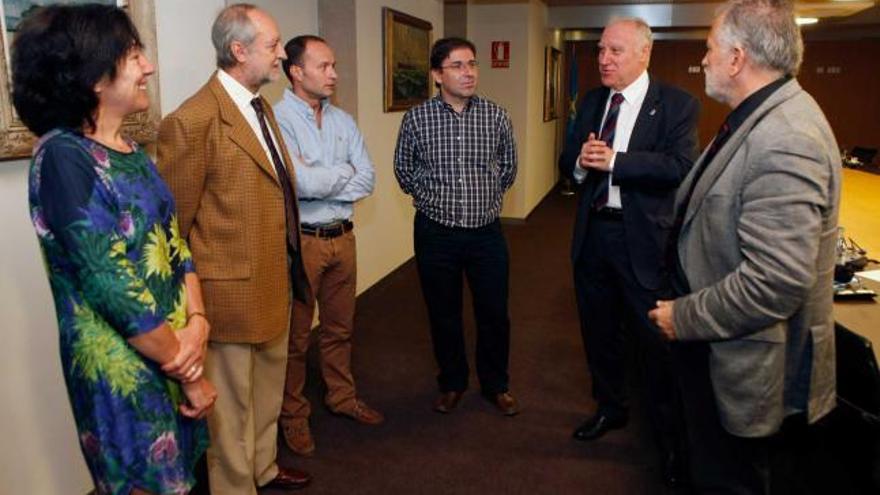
[574,215,683,458]
[675,342,829,495]
[414,212,511,395]
[675,342,770,493]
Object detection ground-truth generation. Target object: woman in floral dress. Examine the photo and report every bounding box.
[12,5,215,495]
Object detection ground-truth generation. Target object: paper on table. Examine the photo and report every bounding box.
[856,270,880,283]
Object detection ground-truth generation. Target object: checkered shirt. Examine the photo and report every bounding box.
[394,94,517,228]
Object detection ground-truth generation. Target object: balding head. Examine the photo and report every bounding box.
[598,17,653,91]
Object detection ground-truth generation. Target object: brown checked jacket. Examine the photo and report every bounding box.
[157,73,307,344]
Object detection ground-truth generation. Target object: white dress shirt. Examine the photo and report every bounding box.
[216,69,283,176]
[573,70,650,209]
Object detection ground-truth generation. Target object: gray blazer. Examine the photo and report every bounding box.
[672,79,841,438]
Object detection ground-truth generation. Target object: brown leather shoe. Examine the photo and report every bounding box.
[281,420,315,457]
[433,391,463,414]
[336,399,385,425]
[486,391,520,416]
[264,466,311,490]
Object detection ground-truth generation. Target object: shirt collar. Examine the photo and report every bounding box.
[724,75,791,134]
[283,88,330,117]
[614,70,649,104]
[433,93,479,114]
[217,69,260,108]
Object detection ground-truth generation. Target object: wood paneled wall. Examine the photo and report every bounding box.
[798,39,880,155]
[563,38,880,158]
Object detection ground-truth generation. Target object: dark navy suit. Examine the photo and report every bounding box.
[560,77,699,461]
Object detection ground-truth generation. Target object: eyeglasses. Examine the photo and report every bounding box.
[440,60,479,71]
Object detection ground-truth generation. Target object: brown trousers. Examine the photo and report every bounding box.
[281,230,358,423]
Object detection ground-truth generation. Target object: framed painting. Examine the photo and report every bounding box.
[543,46,561,122]
[382,7,432,112]
[0,0,159,161]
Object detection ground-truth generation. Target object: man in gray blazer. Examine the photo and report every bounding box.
[649,0,840,491]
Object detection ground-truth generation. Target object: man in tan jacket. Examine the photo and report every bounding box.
[157,4,310,493]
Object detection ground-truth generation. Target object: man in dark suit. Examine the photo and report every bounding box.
[558,17,699,485]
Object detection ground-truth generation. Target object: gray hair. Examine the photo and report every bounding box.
[212,3,259,69]
[608,16,653,50]
[716,0,803,75]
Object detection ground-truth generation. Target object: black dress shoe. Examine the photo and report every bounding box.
[572,413,628,441]
[264,466,311,490]
[662,452,685,488]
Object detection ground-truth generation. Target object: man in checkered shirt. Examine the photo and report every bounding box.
[394,37,519,417]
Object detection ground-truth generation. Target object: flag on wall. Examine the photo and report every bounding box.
[565,47,579,140]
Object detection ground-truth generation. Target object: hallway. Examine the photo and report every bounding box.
[268,189,666,494]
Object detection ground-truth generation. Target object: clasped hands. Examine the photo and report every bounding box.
[578,133,614,172]
[162,314,209,382]
[163,315,216,419]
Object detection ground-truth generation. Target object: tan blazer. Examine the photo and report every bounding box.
[157,73,305,344]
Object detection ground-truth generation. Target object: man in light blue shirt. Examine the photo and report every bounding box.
[273,35,379,457]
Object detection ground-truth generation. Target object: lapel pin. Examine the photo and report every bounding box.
[649,108,657,116]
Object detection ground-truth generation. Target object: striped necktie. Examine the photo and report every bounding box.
[591,92,625,210]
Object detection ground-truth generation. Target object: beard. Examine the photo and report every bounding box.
[704,71,730,106]
[250,63,280,90]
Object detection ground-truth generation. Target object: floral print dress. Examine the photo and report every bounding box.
[28,129,208,495]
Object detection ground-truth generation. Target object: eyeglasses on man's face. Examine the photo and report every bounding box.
[441,60,479,71]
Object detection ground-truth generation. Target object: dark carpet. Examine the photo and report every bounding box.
[259,189,670,495]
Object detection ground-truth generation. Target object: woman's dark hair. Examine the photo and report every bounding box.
[12,4,143,136]
[429,37,476,71]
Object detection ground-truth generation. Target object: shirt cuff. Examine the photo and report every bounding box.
[573,156,587,183]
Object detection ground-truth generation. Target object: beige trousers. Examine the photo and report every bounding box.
[205,328,289,495]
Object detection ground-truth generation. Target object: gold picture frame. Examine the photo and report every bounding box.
[0,0,160,161]
[382,7,432,113]
[543,46,561,122]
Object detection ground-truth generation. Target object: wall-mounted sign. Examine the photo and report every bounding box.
[491,41,510,68]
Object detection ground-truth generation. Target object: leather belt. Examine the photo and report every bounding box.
[593,208,624,220]
[301,220,353,238]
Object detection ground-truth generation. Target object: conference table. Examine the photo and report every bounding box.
[830,276,880,491]
[833,276,880,421]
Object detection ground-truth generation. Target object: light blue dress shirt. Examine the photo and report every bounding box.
[274,89,375,225]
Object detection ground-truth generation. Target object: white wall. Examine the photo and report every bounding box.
[468,2,530,218]
[0,1,224,492]
[0,163,88,493]
[469,0,560,220]
[158,0,319,112]
[353,0,444,293]
[155,0,226,114]
[524,1,562,212]
[253,0,320,104]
